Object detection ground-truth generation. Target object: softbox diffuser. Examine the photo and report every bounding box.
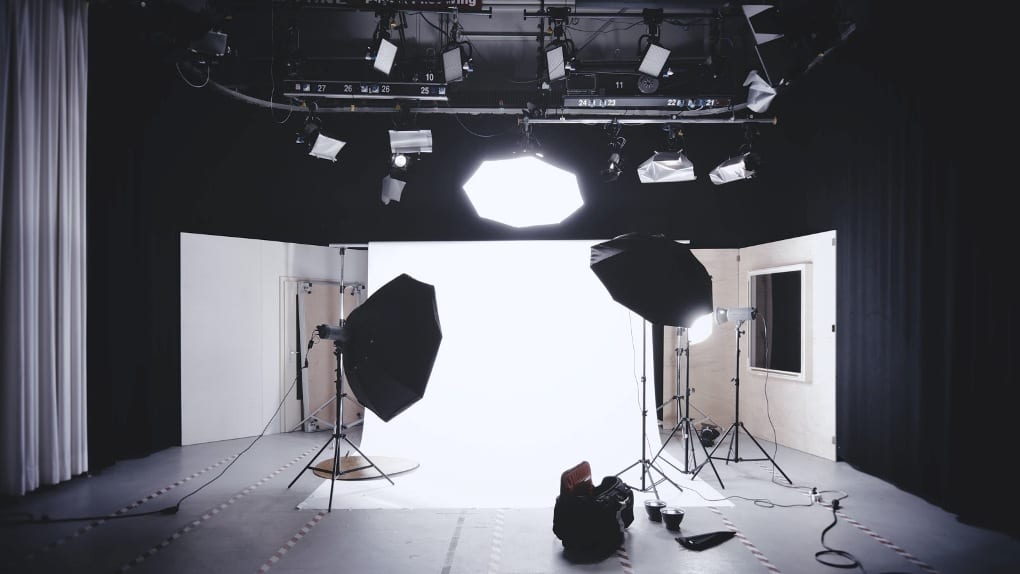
[342,273,442,422]
[590,233,712,327]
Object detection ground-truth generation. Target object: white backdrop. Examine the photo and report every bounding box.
[299,240,727,509]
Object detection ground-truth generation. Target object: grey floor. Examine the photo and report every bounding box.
[2,426,1018,574]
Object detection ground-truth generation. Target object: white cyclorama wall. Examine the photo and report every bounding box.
[180,233,350,445]
[362,241,660,500]
[736,231,837,460]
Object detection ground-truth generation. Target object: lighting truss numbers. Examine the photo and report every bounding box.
[575,98,618,108]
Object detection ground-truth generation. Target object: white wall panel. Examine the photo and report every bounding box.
[180,233,342,445]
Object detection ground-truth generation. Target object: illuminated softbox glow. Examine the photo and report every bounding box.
[462,155,583,228]
[688,312,714,345]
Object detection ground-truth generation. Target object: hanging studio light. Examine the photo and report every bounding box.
[389,130,433,155]
[296,116,345,162]
[463,153,583,228]
[443,45,465,82]
[374,37,398,75]
[638,42,671,78]
[637,151,696,183]
[381,175,406,204]
[709,153,758,185]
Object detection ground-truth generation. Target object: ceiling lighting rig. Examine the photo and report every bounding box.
[172,0,852,125]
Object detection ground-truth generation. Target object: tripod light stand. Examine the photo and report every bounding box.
[692,309,792,484]
[590,232,714,497]
[651,326,722,486]
[614,321,684,496]
[287,337,394,512]
[286,272,443,512]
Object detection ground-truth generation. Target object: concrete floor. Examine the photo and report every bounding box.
[2,428,1018,574]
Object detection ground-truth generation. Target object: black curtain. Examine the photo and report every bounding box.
[87,6,184,469]
[771,12,1017,535]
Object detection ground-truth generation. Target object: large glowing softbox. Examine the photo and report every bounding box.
[590,233,712,328]
[338,273,442,422]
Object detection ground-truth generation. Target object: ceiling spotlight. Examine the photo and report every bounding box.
[391,153,410,170]
[602,152,623,183]
[638,151,695,183]
[545,43,576,81]
[309,133,346,162]
[709,153,758,185]
[381,174,406,204]
[389,130,433,155]
[443,43,473,83]
[374,37,398,75]
[296,113,345,162]
[189,29,228,60]
[638,43,671,78]
[637,9,669,78]
[546,45,567,81]
[638,125,695,183]
[710,125,760,185]
[601,120,626,183]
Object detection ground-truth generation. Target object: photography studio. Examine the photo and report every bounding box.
[1,1,1017,573]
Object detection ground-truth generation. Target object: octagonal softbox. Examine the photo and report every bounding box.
[341,273,442,422]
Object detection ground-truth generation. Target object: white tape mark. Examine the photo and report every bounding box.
[118,445,319,572]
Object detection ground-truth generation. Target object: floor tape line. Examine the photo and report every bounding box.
[616,545,635,574]
[837,510,940,574]
[709,506,783,574]
[486,508,506,574]
[117,445,319,572]
[255,511,327,573]
[22,453,238,561]
[440,511,467,574]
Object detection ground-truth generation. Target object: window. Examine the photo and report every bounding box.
[748,264,806,376]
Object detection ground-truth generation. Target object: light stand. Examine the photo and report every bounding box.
[287,339,394,512]
[652,327,723,486]
[692,319,792,484]
[615,321,684,496]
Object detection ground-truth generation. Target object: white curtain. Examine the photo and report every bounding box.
[0,0,88,496]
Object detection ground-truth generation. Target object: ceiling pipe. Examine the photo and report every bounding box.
[210,79,774,123]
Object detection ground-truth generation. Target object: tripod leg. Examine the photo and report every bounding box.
[691,422,725,489]
[693,423,736,479]
[647,461,683,493]
[288,432,335,489]
[683,419,697,472]
[341,436,396,485]
[739,423,793,484]
[657,451,685,475]
[650,419,685,466]
[328,434,341,512]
